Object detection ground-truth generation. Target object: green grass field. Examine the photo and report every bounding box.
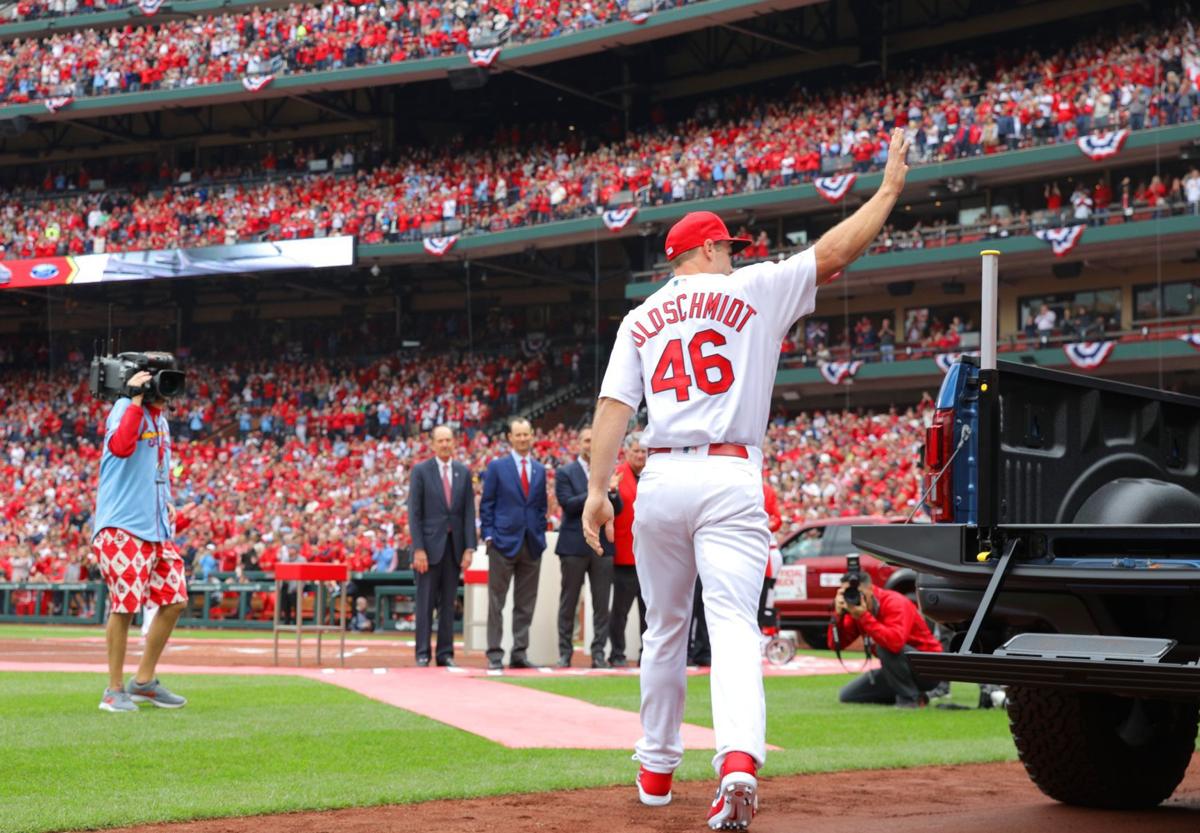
[1,670,1015,833]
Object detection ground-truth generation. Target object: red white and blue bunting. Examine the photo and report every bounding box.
[818,360,862,385]
[241,75,274,93]
[1077,129,1129,161]
[1063,341,1116,369]
[813,174,856,203]
[1179,333,1200,350]
[521,332,547,357]
[468,48,501,68]
[422,236,458,257]
[137,0,165,14]
[43,96,73,113]
[934,351,979,373]
[1034,225,1085,257]
[602,206,638,231]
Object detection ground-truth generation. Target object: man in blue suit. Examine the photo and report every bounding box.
[480,418,548,671]
[407,425,476,667]
[555,427,623,668]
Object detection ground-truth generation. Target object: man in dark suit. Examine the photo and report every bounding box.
[480,418,548,671]
[555,427,622,668]
[407,424,476,667]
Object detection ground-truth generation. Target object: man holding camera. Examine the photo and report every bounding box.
[94,367,189,713]
[828,566,944,708]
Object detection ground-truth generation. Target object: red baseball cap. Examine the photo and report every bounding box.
[664,211,751,260]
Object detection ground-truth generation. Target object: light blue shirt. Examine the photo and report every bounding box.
[93,398,173,542]
[510,449,533,479]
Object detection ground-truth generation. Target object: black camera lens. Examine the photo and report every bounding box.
[844,581,861,607]
[155,370,186,399]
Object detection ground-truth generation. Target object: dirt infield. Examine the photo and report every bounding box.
[86,759,1200,833]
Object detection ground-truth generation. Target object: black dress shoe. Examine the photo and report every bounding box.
[487,658,504,671]
[509,657,539,669]
[556,655,571,668]
[592,656,610,669]
[437,658,457,668]
[416,657,431,667]
[610,658,628,668]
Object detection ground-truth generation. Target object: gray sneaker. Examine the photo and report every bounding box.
[99,688,137,713]
[127,678,187,709]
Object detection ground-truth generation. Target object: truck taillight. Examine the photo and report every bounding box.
[924,407,955,522]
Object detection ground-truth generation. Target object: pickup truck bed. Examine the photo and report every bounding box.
[852,358,1200,810]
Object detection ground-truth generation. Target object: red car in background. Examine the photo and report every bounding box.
[774,516,915,648]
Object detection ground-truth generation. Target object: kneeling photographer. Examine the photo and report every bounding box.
[828,560,945,708]
[90,351,190,713]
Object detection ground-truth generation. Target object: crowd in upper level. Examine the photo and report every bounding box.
[1,16,1198,258]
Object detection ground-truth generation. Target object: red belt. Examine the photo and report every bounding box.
[648,443,749,459]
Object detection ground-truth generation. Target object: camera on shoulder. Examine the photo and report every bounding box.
[89,350,186,403]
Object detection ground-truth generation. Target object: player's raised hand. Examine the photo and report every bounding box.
[882,127,911,194]
[583,490,615,556]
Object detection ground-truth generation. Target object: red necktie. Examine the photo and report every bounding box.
[442,463,452,506]
[520,458,530,497]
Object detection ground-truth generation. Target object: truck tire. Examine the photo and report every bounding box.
[1007,687,1199,809]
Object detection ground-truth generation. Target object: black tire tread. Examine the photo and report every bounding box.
[1007,686,1198,809]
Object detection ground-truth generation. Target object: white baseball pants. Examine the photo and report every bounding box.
[632,450,769,775]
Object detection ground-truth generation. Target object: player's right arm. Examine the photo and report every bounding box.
[812,127,911,284]
[584,317,643,554]
[584,396,635,555]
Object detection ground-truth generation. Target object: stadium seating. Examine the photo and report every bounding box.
[0,341,930,598]
[0,0,698,82]
[2,15,1198,258]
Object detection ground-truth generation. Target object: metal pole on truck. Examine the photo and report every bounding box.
[980,250,999,370]
[977,250,1000,533]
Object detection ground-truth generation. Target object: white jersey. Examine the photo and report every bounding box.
[600,247,818,449]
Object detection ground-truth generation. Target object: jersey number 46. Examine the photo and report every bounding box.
[649,328,735,402]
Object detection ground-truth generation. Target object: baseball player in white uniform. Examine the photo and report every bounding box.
[583,129,911,830]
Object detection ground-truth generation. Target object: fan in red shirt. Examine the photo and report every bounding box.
[827,569,945,708]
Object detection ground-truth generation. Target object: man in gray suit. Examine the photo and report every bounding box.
[407,425,476,667]
[555,427,622,668]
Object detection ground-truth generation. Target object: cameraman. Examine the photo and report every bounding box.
[94,369,189,713]
[828,569,945,708]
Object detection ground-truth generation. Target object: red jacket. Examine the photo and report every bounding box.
[613,460,640,567]
[762,482,781,533]
[827,587,942,655]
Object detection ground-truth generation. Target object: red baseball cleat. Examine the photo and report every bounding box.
[636,765,674,806]
[707,752,758,831]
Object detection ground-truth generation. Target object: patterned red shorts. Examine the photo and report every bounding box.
[94,527,188,614]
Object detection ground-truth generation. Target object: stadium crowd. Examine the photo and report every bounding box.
[1,16,1199,258]
[1,0,695,92]
[0,343,930,612]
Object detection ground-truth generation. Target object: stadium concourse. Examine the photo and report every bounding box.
[1,14,1198,257]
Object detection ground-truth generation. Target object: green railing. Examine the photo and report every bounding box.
[626,211,1200,300]
[775,335,1200,388]
[0,581,106,624]
[360,121,1200,267]
[0,571,458,631]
